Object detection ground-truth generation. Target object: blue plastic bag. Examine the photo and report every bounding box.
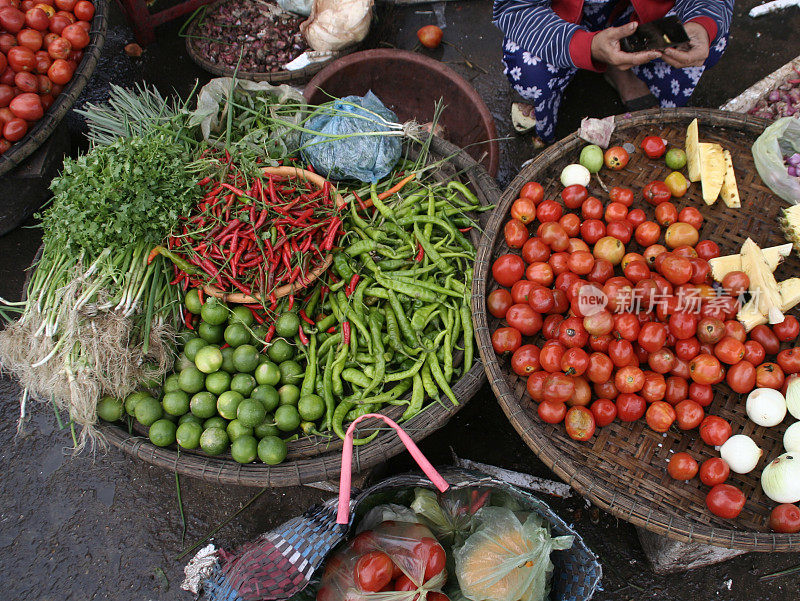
[300,91,402,183]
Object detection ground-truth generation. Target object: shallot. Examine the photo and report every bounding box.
[748,67,800,121]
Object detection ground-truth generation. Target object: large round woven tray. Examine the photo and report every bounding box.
[0,0,108,178]
[99,134,498,487]
[184,0,346,83]
[472,107,800,552]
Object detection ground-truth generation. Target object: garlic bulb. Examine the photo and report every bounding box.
[719,434,762,474]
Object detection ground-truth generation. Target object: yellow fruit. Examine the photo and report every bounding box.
[664,171,689,197]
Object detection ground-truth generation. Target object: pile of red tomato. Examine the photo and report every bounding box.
[0,0,94,154]
[488,170,800,522]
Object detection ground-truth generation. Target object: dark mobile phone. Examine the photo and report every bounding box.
[621,16,690,53]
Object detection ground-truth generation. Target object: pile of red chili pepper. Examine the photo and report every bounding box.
[160,154,343,312]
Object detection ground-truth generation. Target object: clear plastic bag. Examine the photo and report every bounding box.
[410,488,492,549]
[301,0,373,52]
[454,507,574,601]
[278,0,314,17]
[752,116,800,204]
[318,520,448,601]
[300,92,402,183]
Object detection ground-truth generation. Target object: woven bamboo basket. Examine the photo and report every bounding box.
[472,107,800,552]
[98,134,498,487]
[0,0,108,177]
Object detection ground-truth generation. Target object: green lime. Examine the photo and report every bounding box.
[257,436,287,465]
[174,353,194,372]
[203,416,227,430]
[125,391,151,416]
[198,322,225,344]
[254,417,280,438]
[220,346,236,373]
[224,323,251,348]
[278,384,300,407]
[279,360,304,386]
[162,374,181,394]
[275,404,301,432]
[200,427,229,455]
[250,325,268,346]
[267,339,294,363]
[97,396,124,422]
[178,366,206,394]
[227,419,254,441]
[200,298,229,326]
[195,345,223,374]
[255,361,281,386]
[237,398,267,428]
[162,390,190,416]
[135,396,163,426]
[579,144,604,174]
[230,373,256,397]
[275,312,300,338]
[184,337,209,361]
[229,306,254,327]
[149,419,177,446]
[252,384,280,412]
[185,288,203,314]
[205,371,231,395]
[233,344,260,373]
[298,394,325,421]
[665,147,687,170]
[179,413,202,426]
[217,390,244,420]
[190,391,217,419]
[231,434,258,464]
[176,421,202,449]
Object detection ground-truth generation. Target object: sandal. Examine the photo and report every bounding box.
[603,73,659,112]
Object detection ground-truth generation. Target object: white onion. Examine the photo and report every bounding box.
[560,164,591,188]
[719,434,762,474]
[785,422,800,453]
[746,388,787,427]
[761,453,800,503]
[786,377,800,420]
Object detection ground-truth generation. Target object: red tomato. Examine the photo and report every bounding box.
[634,221,660,247]
[756,362,785,390]
[590,398,617,426]
[608,338,634,368]
[627,207,647,227]
[511,344,541,376]
[73,0,94,21]
[665,375,689,406]
[8,45,36,72]
[594,379,619,400]
[583,310,613,337]
[0,6,25,33]
[521,237,550,263]
[46,34,70,59]
[560,347,588,376]
[668,312,697,340]
[699,457,730,486]
[510,280,536,305]
[580,219,606,245]
[617,393,646,421]
[724,320,747,343]
[604,146,629,170]
[511,197,536,224]
[393,575,416,592]
[777,348,800,375]
[548,252,570,276]
[526,371,548,401]
[3,117,27,141]
[647,348,675,374]
[565,406,595,441]
[689,353,723,385]
[60,21,88,49]
[714,336,745,365]
[540,342,565,372]
[614,313,640,342]
[538,400,567,424]
[770,504,800,534]
[668,452,699,480]
[413,537,446,580]
[610,186,634,206]
[560,214,581,238]
[13,70,37,92]
[47,57,72,84]
[641,372,667,403]
[492,254,525,287]
[503,218,529,249]
[646,400,676,432]
[526,261,554,286]
[706,484,746,519]
[536,199,562,222]
[350,530,376,554]
[543,373,575,402]
[491,327,521,354]
[17,26,42,50]
[582,196,604,219]
[638,322,666,353]
[8,91,41,120]
[586,352,613,383]
[725,360,756,394]
[528,285,555,313]
[558,316,588,349]
[695,239,720,260]
[540,221,569,251]
[688,382,713,407]
[487,288,513,319]
[520,181,544,203]
[654,202,678,226]
[670,357,691,380]
[674,399,704,429]
[774,315,800,342]
[750,324,781,355]
[677,206,703,229]
[675,337,701,362]
[605,201,628,222]
[606,220,633,244]
[696,317,725,344]
[642,181,672,206]
[561,184,587,209]
[641,135,666,158]
[542,315,564,341]
[623,259,650,284]
[699,415,732,446]
[614,365,644,393]
[354,551,393,592]
[568,250,594,276]
[506,303,542,336]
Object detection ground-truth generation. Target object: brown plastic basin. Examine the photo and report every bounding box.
[304,49,499,177]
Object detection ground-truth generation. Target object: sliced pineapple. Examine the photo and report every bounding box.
[686,118,701,183]
[720,150,740,208]
[740,238,785,324]
[780,203,800,254]
[708,243,792,281]
[780,277,800,313]
[699,143,726,205]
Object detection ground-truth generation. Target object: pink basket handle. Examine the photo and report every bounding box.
[337,413,449,524]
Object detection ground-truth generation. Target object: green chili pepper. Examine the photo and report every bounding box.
[443,310,454,383]
[322,347,335,431]
[345,239,388,257]
[402,372,425,421]
[332,341,349,397]
[332,400,379,445]
[387,290,418,346]
[376,275,438,303]
[411,303,440,331]
[333,253,355,282]
[301,335,317,397]
[427,352,458,405]
[369,183,396,222]
[420,360,438,400]
[318,332,342,357]
[342,367,371,389]
[461,271,475,373]
[385,353,426,382]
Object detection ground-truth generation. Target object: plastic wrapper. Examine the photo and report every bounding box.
[278,0,314,16]
[301,0,373,52]
[454,507,573,601]
[318,520,448,601]
[300,92,402,183]
[753,116,800,204]
[410,488,491,548]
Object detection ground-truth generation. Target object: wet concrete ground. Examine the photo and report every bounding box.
[2,1,800,599]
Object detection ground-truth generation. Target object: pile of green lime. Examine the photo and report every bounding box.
[99,290,325,465]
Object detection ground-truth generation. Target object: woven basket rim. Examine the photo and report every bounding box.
[0,0,109,178]
[472,107,800,552]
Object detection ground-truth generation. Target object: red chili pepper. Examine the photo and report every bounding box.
[229,279,252,296]
[321,217,341,251]
[287,294,295,311]
[327,326,337,334]
[265,324,276,343]
[352,190,368,212]
[170,273,184,285]
[251,309,265,324]
[216,219,242,239]
[198,288,205,304]
[342,321,351,344]
[345,273,360,296]
[197,176,212,186]
[458,227,473,233]
[220,343,230,350]
[184,310,195,330]
[297,325,309,346]
[220,182,247,197]
[415,243,424,262]
[299,309,315,325]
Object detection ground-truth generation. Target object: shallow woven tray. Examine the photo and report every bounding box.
[0,0,108,177]
[472,107,800,552]
[184,0,346,83]
[99,134,498,487]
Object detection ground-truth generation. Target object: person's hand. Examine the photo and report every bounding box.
[661,22,710,68]
[590,22,662,70]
